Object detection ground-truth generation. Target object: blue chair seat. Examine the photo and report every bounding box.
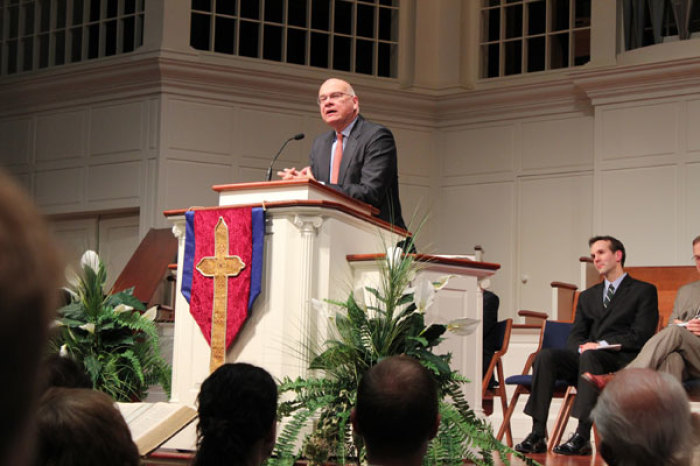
[505,374,571,390]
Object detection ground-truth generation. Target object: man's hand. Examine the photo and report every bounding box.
[277,167,299,180]
[686,319,700,336]
[277,166,315,181]
[579,342,601,353]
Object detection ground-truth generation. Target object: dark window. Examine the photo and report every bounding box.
[190,0,399,78]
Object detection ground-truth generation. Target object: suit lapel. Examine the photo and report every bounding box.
[317,131,334,182]
[338,116,363,184]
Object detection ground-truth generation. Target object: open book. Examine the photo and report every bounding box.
[117,402,198,456]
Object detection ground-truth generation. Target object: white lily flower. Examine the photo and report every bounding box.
[413,278,435,313]
[79,323,96,334]
[113,304,134,314]
[143,306,158,322]
[62,286,79,301]
[433,275,456,291]
[386,246,403,270]
[59,344,69,357]
[446,317,480,336]
[52,319,64,327]
[80,250,100,272]
[65,267,80,289]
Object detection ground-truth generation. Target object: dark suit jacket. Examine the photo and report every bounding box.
[309,115,406,229]
[567,274,658,354]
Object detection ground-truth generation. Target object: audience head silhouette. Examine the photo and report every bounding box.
[39,354,92,392]
[194,363,277,466]
[33,387,139,466]
[352,355,440,466]
[0,169,63,466]
[591,368,697,466]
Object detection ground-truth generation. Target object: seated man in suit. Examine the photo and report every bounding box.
[586,235,700,389]
[624,235,700,381]
[351,355,440,466]
[515,235,658,456]
[278,78,406,229]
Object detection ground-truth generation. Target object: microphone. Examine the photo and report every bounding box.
[265,133,305,181]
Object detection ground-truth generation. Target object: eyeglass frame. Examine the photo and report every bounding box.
[317,92,353,105]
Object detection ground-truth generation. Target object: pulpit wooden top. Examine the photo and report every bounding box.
[211,179,380,215]
[163,199,409,236]
[347,253,500,271]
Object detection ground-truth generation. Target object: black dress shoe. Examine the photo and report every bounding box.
[515,432,547,454]
[553,432,592,455]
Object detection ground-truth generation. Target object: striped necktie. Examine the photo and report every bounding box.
[603,284,615,309]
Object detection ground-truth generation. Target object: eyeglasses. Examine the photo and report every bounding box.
[317,92,351,104]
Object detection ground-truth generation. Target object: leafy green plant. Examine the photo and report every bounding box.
[269,243,535,465]
[51,250,171,401]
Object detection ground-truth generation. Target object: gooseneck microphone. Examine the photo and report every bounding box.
[265,133,305,181]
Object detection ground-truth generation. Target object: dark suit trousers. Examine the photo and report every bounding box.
[524,347,634,429]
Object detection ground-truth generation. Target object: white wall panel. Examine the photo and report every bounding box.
[518,174,593,315]
[47,218,98,270]
[90,102,143,156]
[600,102,677,161]
[439,181,515,316]
[442,125,514,176]
[0,118,31,166]
[87,161,142,203]
[397,183,434,247]
[167,99,234,155]
[394,127,433,177]
[163,159,230,210]
[99,215,141,290]
[687,99,700,153]
[36,111,84,162]
[686,163,700,242]
[521,117,594,171]
[236,108,306,161]
[601,165,677,265]
[35,167,83,208]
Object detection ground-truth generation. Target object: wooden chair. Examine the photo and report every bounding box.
[482,318,513,444]
[496,311,574,447]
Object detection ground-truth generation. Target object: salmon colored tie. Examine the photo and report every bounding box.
[330,132,343,184]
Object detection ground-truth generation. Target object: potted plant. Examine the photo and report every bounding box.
[270,245,534,465]
[51,250,171,402]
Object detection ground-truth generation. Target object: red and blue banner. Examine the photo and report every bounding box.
[181,207,264,349]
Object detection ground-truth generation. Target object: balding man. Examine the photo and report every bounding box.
[279,78,406,229]
[591,368,699,466]
[351,355,440,466]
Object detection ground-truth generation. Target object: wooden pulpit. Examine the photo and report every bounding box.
[164,180,499,416]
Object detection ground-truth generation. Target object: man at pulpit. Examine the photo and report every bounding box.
[278,78,406,230]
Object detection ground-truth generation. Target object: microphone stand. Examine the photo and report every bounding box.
[265,133,304,181]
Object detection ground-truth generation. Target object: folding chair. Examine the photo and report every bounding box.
[482,318,513,445]
[496,311,574,447]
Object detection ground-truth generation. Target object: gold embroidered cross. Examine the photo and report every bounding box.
[196,217,245,373]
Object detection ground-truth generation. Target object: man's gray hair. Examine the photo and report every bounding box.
[591,368,695,466]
